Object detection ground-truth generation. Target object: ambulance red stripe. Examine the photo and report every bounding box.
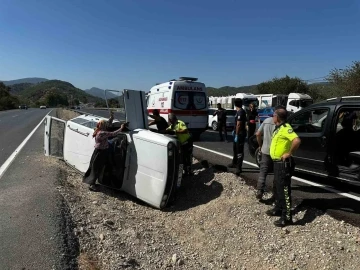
[147,109,208,115]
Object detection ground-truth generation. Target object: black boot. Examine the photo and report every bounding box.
[266,208,282,217]
[274,217,293,227]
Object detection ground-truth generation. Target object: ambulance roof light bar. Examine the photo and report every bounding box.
[178,77,198,82]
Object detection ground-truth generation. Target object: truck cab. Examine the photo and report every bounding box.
[287,93,313,113]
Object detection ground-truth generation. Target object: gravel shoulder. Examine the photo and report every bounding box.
[53,110,360,270]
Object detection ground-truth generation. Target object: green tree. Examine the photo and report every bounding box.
[0,82,19,110]
[327,61,360,96]
[45,92,69,107]
[256,76,309,95]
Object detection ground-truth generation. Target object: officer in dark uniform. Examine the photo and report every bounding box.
[228,98,247,175]
[149,109,169,132]
[165,113,193,176]
[266,108,301,227]
[213,103,228,141]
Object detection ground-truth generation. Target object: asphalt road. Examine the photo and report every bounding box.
[79,109,360,227]
[0,108,78,269]
[0,108,51,167]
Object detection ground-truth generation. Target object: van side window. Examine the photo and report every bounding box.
[289,109,329,133]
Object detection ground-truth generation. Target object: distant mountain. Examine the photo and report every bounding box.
[1,77,48,86]
[17,80,103,107]
[84,87,119,100]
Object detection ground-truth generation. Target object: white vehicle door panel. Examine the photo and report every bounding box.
[121,130,169,209]
[124,89,148,130]
[64,122,95,173]
[44,115,66,158]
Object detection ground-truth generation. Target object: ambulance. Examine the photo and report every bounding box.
[146,77,209,140]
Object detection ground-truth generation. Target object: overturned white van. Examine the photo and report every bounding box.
[44,90,183,209]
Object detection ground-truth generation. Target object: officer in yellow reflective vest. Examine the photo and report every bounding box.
[165,113,193,176]
[266,107,301,227]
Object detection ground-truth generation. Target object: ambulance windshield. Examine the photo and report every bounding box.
[174,91,207,110]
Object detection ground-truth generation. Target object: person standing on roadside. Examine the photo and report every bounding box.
[266,108,301,227]
[228,98,247,176]
[83,112,127,192]
[255,116,276,200]
[213,103,228,141]
[255,105,286,200]
[247,103,258,139]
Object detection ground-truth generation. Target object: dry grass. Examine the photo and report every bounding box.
[56,108,81,120]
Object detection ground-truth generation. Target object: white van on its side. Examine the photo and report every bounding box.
[146,77,208,140]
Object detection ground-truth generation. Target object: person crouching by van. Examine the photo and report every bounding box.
[165,113,193,176]
[228,98,247,176]
[83,117,127,192]
[149,109,169,132]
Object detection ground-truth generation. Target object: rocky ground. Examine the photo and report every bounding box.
[54,109,360,270]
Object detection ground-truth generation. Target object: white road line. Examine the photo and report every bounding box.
[12,115,19,118]
[0,110,53,179]
[193,144,360,202]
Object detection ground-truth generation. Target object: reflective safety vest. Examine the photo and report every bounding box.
[270,123,298,160]
[167,120,191,144]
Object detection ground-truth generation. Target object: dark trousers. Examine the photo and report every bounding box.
[181,138,193,174]
[273,159,295,220]
[232,134,246,172]
[218,121,227,141]
[247,123,256,138]
[256,153,276,196]
[83,148,108,185]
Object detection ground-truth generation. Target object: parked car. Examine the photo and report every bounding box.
[208,109,236,131]
[44,90,183,209]
[257,107,274,123]
[19,104,28,109]
[249,96,360,183]
[40,105,47,109]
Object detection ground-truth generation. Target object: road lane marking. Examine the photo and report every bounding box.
[0,110,53,179]
[12,115,19,118]
[193,144,360,202]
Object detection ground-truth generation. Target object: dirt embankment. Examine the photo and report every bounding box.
[53,109,360,270]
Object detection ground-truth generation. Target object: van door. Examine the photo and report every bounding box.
[44,115,66,158]
[288,108,330,173]
[124,89,148,130]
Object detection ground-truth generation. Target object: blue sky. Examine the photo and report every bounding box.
[0,0,359,90]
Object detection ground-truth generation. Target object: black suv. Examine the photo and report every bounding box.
[249,96,360,183]
[19,104,28,109]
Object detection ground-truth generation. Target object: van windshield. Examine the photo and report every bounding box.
[174,91,207,110]
[300,99,313,108]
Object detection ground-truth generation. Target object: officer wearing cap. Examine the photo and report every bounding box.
[165,113,193,176]
[266,107,301,227]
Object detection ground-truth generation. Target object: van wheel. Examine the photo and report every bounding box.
[212,121,218,131]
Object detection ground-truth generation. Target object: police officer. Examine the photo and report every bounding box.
[165,113,193,176]
[213,103,227,141]
[266,108,301,227]
[228,98,247,175]
[149,109,168,132]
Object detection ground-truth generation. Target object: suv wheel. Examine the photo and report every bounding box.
[212,121,218,131]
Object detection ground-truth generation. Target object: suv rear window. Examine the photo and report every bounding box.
[174,91,206,110]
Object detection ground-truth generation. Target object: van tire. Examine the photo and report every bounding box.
[212,121,218,131]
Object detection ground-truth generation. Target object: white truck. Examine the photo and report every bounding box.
[209,93,259,110]
[256,93,313,113]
